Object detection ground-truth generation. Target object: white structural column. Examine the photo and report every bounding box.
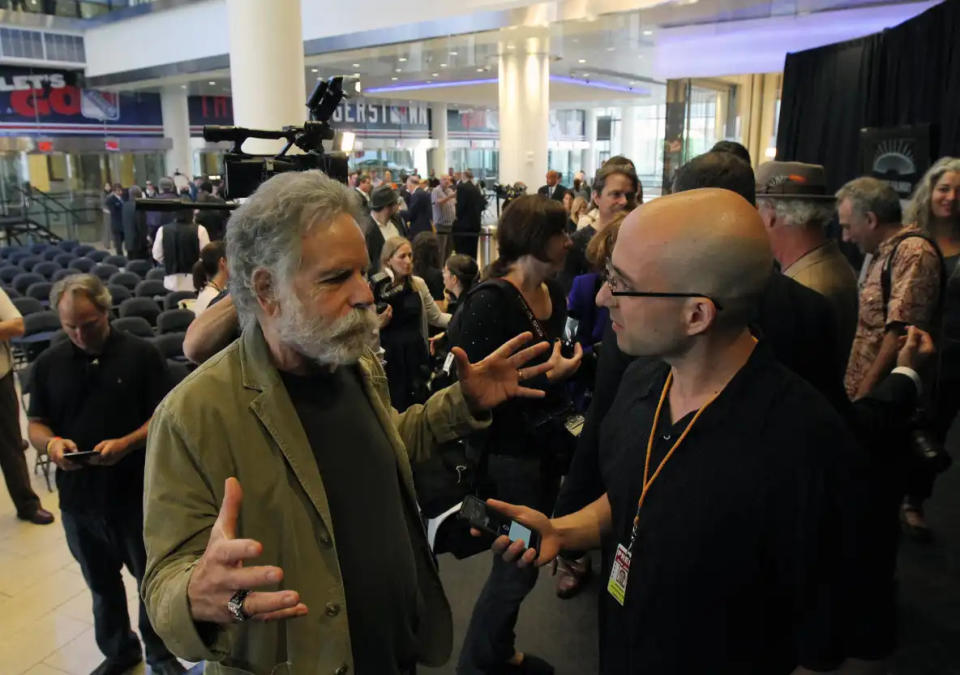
[226,0,306,155]
[429,102,448,176]
[161,86,191,177]
[584,107,598,180]
[619,106,637,165]
[498,28,549,191]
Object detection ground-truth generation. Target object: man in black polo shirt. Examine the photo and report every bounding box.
[27,274,183,675]
[490,189,873,674]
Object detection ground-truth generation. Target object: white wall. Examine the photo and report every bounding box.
[85,0,229,77]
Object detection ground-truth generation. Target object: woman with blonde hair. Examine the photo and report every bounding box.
[901,157,960,538]
[378,236,451,410]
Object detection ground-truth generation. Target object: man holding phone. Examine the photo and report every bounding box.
[27,274,183,675]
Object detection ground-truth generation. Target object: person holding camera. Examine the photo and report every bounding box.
[448,195,581,675]
[378,236,451,411]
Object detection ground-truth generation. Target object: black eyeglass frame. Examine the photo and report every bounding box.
[602,262,724,311]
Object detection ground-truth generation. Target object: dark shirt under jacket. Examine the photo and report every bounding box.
[281,366,422,674]
[597,344,867,674]
[537,184,568,201]
[447,279,567,457]
[28,330,168,514]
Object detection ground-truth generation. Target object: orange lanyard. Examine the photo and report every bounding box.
[626,371,722,551]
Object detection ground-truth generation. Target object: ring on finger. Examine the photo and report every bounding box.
[227,589,251,623]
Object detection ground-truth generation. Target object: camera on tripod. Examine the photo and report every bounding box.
[202,77,352,200]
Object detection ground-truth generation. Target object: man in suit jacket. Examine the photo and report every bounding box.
[454,170,484,259]
[537,170,567,201]
[406,177,433,238]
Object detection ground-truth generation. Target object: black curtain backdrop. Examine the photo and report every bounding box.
[776,0,960,191]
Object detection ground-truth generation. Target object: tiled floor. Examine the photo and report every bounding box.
[0,375,193,675]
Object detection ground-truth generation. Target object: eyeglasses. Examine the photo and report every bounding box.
[602,261,724,311]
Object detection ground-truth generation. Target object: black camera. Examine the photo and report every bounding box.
[369,271,393,314]
[909,428,953,474]
[203,77,350,200]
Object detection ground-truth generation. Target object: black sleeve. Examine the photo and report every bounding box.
[455,185,466,221]
[554,323,639,518]
[139,341,171,416]
[26,356,50,421]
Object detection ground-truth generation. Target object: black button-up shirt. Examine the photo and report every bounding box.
[597,342,868,674]
[28,329,168,514]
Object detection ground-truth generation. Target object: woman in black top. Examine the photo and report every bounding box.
[441,252,478,317]
[449,195,582,675]
[379,237,451,411]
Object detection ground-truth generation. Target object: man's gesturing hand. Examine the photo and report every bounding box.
[187,478,308,624]
[452,332,552,413]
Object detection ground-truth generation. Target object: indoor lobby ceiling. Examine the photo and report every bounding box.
[120,0,935,109]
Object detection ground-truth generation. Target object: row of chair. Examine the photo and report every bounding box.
[0,260,162,285]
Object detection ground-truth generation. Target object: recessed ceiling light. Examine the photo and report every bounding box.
[432,73,439,77]
[208,81,216,85]
[606,47,616,52]
[396,68,402,73]
[180,84,187,89]
[398,57,407,62]
[391,76,398,81]
[353,72,360,77]
[311,68,318,73]
[449,51,458,56]
[477,68,485,72]
[352,63,359,68]
[578,59,586,63]
[440,63,447,67]
[642,29,653,36]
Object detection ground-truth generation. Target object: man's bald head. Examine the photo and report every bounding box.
[601,188,772,355]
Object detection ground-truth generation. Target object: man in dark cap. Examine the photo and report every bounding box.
[756,161,859,373]
[362,184,407,273]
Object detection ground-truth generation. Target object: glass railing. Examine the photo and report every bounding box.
[0,0,157,20]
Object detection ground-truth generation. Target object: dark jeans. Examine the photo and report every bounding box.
[458,454,561,674]
[62,502,175,666]
[111,227,125,256]
[0,370,40,516]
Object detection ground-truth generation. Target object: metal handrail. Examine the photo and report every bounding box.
[11,186,101,241]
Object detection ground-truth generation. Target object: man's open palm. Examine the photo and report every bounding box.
[187,478,308,624]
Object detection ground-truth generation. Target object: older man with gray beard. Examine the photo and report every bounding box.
[141,170,553,675]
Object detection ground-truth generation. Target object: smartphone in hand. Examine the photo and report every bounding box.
[458,495,541,553]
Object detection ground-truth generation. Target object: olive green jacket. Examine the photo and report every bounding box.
[142,325,490,674]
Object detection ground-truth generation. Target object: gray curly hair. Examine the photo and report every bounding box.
[756,197,834,230]
[904,157,960,234]
[226,170,362,328]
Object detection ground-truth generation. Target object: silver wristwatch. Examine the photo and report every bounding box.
[227,589,250,623]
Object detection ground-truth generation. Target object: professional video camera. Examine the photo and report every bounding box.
[493,182,527,201]
[202,77,351,200]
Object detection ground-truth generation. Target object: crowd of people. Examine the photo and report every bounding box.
[3,145,958,675]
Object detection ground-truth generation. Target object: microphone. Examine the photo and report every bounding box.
[202,126,292,143]
[135,199,238,212]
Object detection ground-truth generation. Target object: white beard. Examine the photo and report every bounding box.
[275,296,379,367]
